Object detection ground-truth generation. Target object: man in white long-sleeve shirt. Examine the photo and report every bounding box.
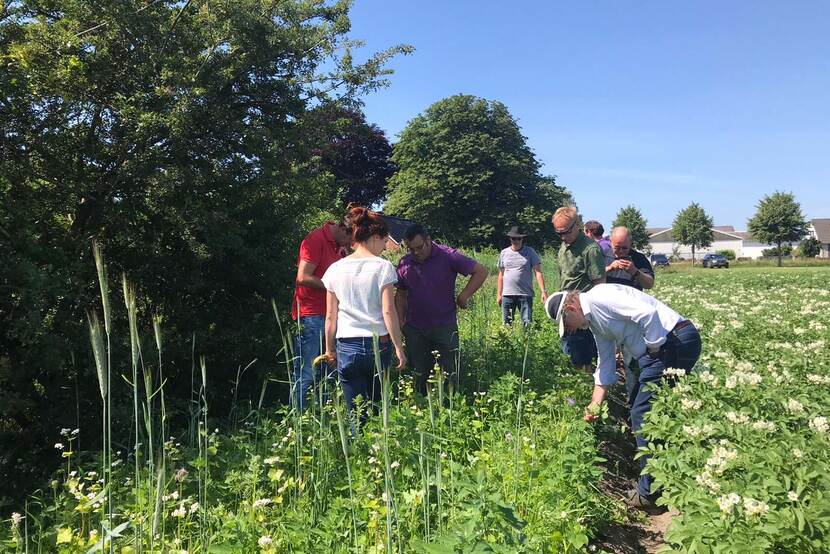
[545,284,702,509]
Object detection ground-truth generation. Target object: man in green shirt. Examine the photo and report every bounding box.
[553,207,606,370]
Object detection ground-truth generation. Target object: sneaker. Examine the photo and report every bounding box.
[625,490,666,513]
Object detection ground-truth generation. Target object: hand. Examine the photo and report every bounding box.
[617,259,633,272]
[394,347,407,370]
[313,351,336,369]
[456,294,469,309]
[497,294,503,306]
[583,402,601,423]
[540,291,548,304]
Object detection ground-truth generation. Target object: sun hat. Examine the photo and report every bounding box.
[506,226,527,238]
[544,291,568,337]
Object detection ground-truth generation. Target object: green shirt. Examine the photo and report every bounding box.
[558,233,606,292]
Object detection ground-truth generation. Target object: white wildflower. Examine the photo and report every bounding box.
[793,448,804,459]
[258,535,273,548]
[809,416,829,434]
[788,491,799,502]
[717,493,741,514]
[752,420,775,432]
[786,399,805,414]
[189,502,200,514]
[726,412,749,424]
[171,504,187,518]
[10,512,23,530]
[698,371,718,386]
[743,497,769,518]
[54,442,64,450]
[681,398,703,411]
[664,367,686,379]
[253,498,272,509]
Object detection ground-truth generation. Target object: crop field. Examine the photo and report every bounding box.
[2,260,829,553]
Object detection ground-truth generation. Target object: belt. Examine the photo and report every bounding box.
[673,320,692,332]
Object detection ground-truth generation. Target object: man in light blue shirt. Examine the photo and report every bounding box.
[497,226,547,325]
[545,284,701,510]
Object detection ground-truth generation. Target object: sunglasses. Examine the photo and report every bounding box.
[554,221,576,236]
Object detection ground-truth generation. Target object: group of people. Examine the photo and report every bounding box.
[289,203,702,511]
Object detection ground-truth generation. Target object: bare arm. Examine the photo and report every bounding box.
[394,287,408,327]
[584,384,610,422]
[457,263,489,308]
[533,264,547,301]
[296,260,324,289]
[381,285,407,370]
[497,269,504,305]
[324,291,339,361]
[635,270,654,290]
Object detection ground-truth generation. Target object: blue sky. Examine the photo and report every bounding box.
[347,0,830,229]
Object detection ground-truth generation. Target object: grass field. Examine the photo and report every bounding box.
[3,258,829,552]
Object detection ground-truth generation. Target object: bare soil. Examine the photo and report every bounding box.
[590,387,675,553]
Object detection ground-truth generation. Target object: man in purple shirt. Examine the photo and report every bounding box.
[395,224,488,394]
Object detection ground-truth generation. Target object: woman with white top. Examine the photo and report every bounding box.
[545,283,701,510]
[321,206,406,415]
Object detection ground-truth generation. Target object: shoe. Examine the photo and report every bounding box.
[625,490,666,513]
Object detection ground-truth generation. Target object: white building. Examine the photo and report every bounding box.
[647,225,789,260]
[808,219,830,258]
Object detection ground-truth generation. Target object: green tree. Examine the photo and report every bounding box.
[384,95,572,249]
[747,192,809,267]
[0,0,409,499]
[672,203,714,265]
[612,205,650,250]
[799,236,822,258]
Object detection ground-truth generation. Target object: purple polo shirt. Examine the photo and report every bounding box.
[396,243,477,329]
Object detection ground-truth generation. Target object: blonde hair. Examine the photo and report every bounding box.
[552,206,579,225]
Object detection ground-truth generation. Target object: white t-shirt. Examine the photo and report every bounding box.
[321,256,398,338]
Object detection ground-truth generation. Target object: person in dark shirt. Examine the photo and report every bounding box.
[605,227,654,291]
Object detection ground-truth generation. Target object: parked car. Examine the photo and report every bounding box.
[702,253,729,268]
[650,253,670,267]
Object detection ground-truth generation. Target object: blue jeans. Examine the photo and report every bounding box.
[290,315,331,411]
[560,328,597,367]
[632,322,702,499]
[337,336,392,414]
[502,295,532,326]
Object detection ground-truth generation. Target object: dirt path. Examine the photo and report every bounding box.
[590,392,675,553]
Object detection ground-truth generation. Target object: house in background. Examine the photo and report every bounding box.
[379,214,415,252]
[648,219,830,259]
[809,219,830,258]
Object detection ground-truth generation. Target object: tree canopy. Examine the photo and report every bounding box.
[747,192,808,267]
[612,205,650,251]
[799,236,822,258]
[302,104,396,208]
[672,203,714,264]
[0,0,409,499]
[384,95,572,249]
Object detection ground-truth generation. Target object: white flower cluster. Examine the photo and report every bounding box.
[717,493,741,514]
[793,448,804,459]
[10,512,23,531]
[698,370,718,386]
[706,445,738,475]
[683,424,714,438]
[681,398,703,411]
[788,491,799,502]
[743,497,770,518]
[253,498,272,509]
[751,420,775,433]
[773,369,793,384]
[809,416,828,434]
[258,535,273,548]
[806,374,830,385]
[725,412,749,424]
[786,399,805,414]
[664,367,686,379]
[724,369,763,389]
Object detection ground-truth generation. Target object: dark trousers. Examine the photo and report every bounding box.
[502,295,533,326]
[631,322,702,499]
[336,337,391,413]
[402,323,460,395]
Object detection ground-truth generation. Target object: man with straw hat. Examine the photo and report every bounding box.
[497,226,547,326]
[545,284,701,510]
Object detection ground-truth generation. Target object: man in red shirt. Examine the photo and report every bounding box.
[291,218,352,410]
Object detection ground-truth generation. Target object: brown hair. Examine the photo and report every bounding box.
[584,220,604,238]
[346,204,389,243]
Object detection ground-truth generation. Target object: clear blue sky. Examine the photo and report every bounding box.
[347,0,830,229]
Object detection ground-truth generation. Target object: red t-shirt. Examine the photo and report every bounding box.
[291,223,346,319]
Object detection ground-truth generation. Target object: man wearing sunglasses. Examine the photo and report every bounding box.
[497,226,547,326]
[552,206,606,371]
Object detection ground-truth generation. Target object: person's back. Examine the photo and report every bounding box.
[323,256,396,338]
